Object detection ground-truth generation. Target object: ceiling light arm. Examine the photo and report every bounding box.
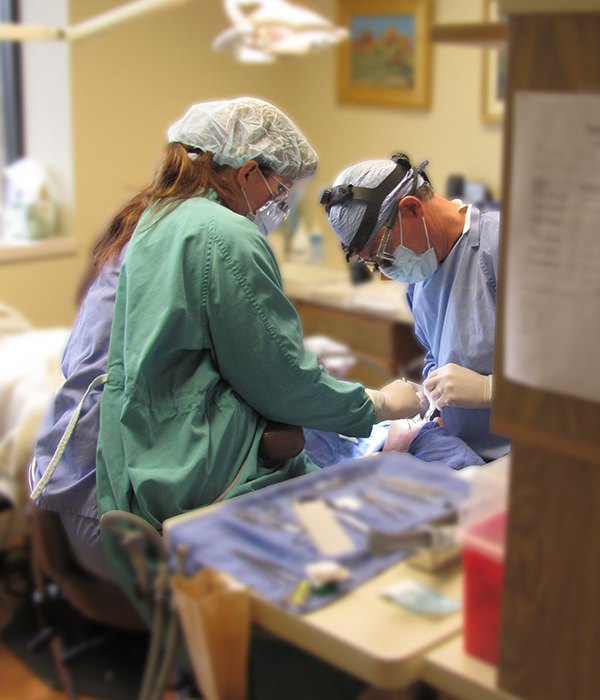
[66,0,191,42]
[0,0,192,43]
[0,23,64,42]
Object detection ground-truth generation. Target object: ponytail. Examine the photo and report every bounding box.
[93,144,235,271]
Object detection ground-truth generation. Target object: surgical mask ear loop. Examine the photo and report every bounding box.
[399,211,433,251]
[399,210,404,246]
[242,169,276,218]
[258,169,292,204]
[241,187,254,217]
[422,216,432,249]
[258,169,276,198]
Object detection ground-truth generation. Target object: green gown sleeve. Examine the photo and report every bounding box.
[205,217,375,437]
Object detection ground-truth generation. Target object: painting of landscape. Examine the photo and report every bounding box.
[337,0,432,109]
[350,15,416,89]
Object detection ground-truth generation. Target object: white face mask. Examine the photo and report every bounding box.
[243,171,291,236]
[381,215,439,284]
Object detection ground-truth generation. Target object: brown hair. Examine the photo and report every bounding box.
[92,143,236,272]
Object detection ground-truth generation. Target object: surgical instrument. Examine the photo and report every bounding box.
[233,505,303,535]
[231,548,298,584]
[376,475,448,501]
[368,523,457,556]
[330,508,370,534]
[358,489,414,518]
[324,497,371,533]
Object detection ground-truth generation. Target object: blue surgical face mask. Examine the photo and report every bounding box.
[381,215,439,284]
[243,171,291,236]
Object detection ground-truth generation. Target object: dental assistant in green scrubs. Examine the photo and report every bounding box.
[94,97,421,531]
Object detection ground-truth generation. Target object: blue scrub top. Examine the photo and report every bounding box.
[33,250,126,517]
[406,206,510,462]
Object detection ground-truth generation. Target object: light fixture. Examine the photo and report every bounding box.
[0,0,347,64]
[214,0,348,63]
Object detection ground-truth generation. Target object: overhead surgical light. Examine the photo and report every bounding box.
[214,0,349,63]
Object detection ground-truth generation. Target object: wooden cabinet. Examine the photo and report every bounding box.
[489,8,600,700]
[432,6,600,699]
[291,297,424,388]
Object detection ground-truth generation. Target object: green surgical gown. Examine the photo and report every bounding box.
[96,197,376,530]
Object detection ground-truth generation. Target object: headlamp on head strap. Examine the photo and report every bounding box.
[320,153,430,259]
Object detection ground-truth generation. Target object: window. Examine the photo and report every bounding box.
[0,0,24,200]
[0,1,77,262]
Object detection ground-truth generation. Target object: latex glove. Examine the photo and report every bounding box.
[407,380,430,417]
[423,363,493,409]
[366,379,421,422]
[304,334,356,379]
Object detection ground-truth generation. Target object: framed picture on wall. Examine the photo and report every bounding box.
[482,0,507,123]
[336,0,432,110]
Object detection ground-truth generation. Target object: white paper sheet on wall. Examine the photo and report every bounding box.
[503,91,600,403]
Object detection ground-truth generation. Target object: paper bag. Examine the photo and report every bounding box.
[171,568,251,700]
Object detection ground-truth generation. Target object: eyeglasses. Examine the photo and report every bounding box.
[271,179,292,212]
[268,177,292,220]
[271,177,292,197]
[260,171,292,204]
[255,171,293,221]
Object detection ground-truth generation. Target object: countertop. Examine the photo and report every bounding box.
[280,263,414,324]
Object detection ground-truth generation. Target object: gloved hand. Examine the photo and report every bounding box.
[407,380,430,417]
[423,363,493,409]
[366,379,421,422]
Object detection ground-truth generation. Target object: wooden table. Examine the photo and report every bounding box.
[165,501,463,691]
[245,558,463,690]
[421,636,522,700]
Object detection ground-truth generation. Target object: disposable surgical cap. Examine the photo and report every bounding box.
[167,97,318,180]
[327,159,429,248]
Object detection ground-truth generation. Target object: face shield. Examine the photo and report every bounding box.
[253,175,292,236]
[253,173,312,236]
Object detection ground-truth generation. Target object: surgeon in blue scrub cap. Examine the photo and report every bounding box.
[321,153,510,464]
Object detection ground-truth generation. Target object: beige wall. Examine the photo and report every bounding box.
[283,0,502,267]
[0,0,502,326]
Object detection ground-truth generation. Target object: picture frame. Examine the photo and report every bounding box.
[336,0,433,110]
[482,0,507,123]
